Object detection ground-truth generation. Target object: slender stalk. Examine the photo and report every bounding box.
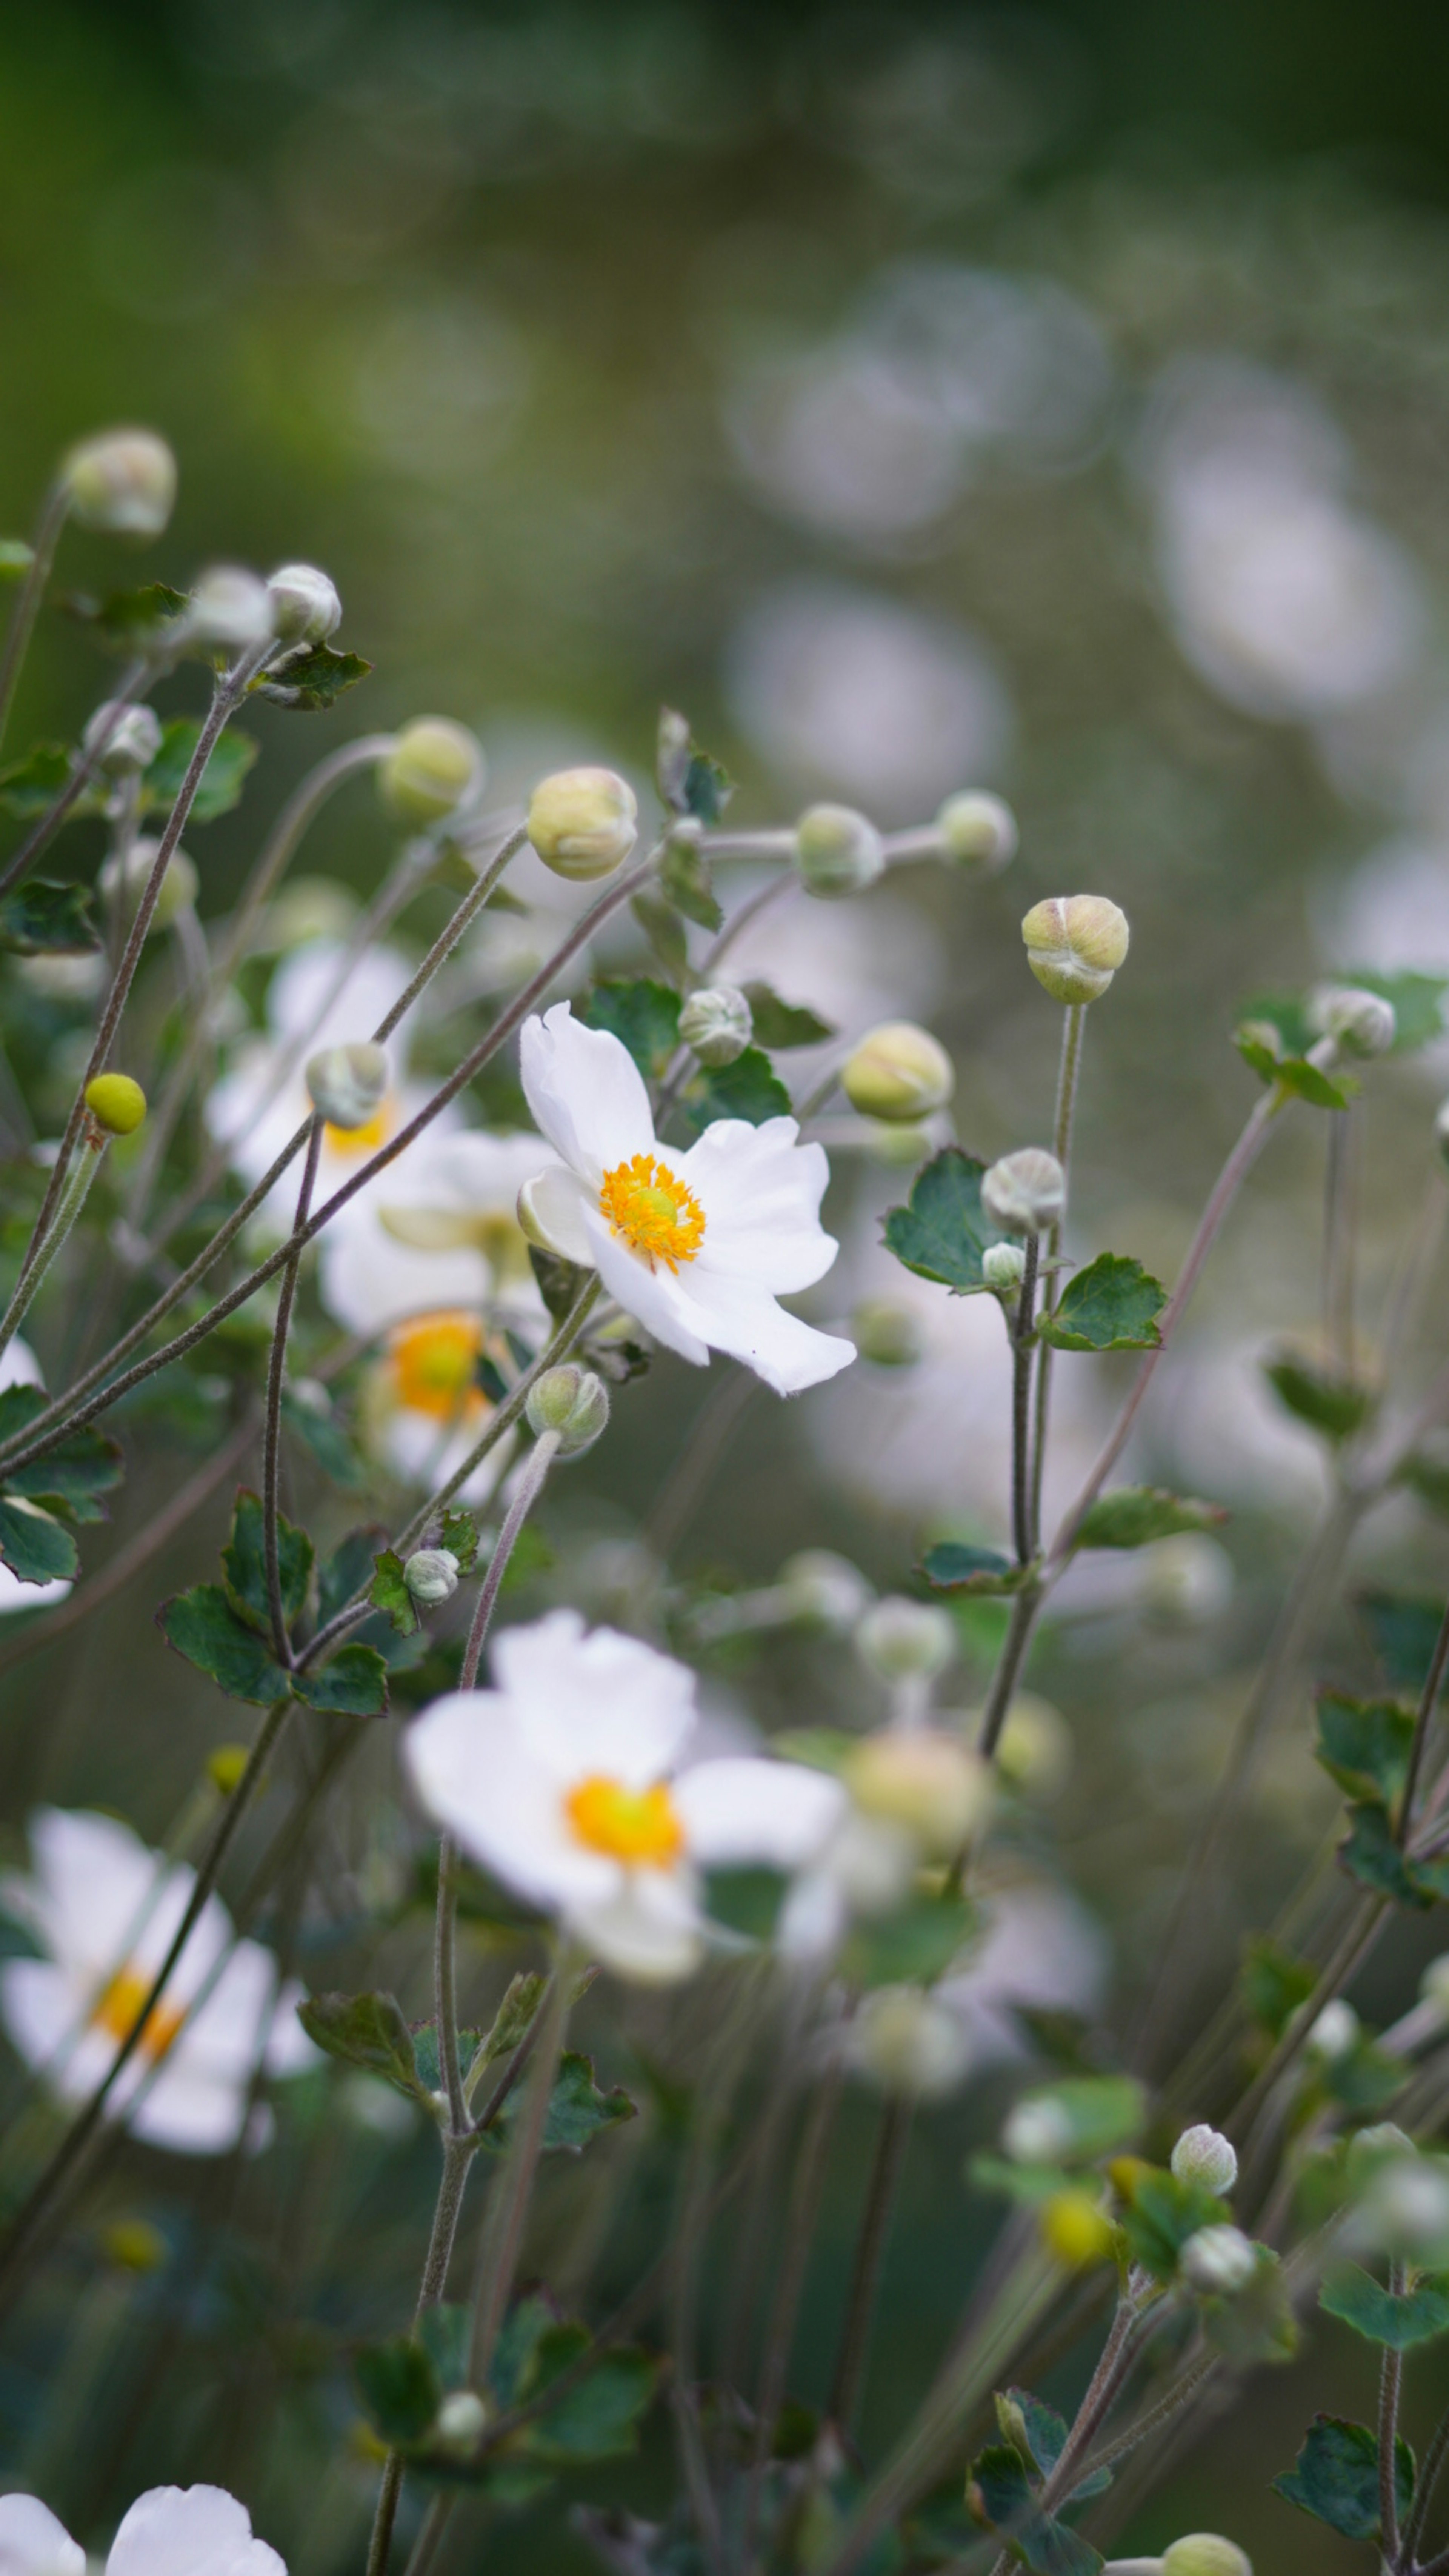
[744,2057,846,2565]
[1028,1003,1084,1549]
[0,660,151,904]
[1010,1237,1040,1567]
[471,1964,572,2383]
[1404,2383,1449,2559]
[1323,1107,1358,1377]
[975,1586,1042,1763]
[0,1126,105,1366]
[828,2097,911,2432]
[1229,1895,1385,2160]
[1072,2347,1217,2483]
[0,482,68,756]
[261,1121,322,1665]
[1380,2262,1404,2564]
[697,867,795,977]
[1397,1590,1449,1846]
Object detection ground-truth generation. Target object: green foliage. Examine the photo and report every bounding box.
[1320,2262,1449,2348]
[409,2023,485,2098]
[1358,1589,1448,1691]
[297,1989,423,2098]
[295,1642,390,1716]
[1241,1938,1318,2037]
[280,1384,362,1486]
[256,643,372,710]
[369,1548,417,1636]
[580,977,680,1080]
[1234,1007,1355,1106]
[1264,1351,1373,1441]
[995,2390,1110,2502]
[840,1892,975,1989]
[919,1540,1029,1594]
[965,2444,1103,2574]
[1116,2167,1229,2282]
[1337,1800,1445,1913]
[683,1046,792,1128]
[355,2336,442,2446]
[1345,969,1449,1053]
[704,1865,789,1941]
[140,717,258,823]
[0,1496,77,1585]
[0,1388,122,1521]
[741,981,834,1047]
[0,878,100,954]
[65,581,188,651]
[884,1149,1001,1292]
[1315,1691,1415,1809]
[0,744,75,819]
[1018,2076,1146,2165]
[680,746,733,825]
[1036,1255,1166,1353]
[158,1584,293,1703]
[1073,1487,1225,1549]
[439,1507,479,1573]
[629,889,689,981]
[659,832,721,930]
[1200,2244,1299,2364]
[479,2052,637,2157]
[222,1489,313,1634]
[1274,2415,1415,2541]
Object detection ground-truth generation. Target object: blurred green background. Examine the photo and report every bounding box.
[10,0,1449,2565]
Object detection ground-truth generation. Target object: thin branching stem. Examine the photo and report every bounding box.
[1380,2262,1404,2564]
[1010,1235,1040,1567]
[0,482,68,758]
[1028,1001,1083,1550]
[828,2096,912,2433]
[261,1120,321,1665]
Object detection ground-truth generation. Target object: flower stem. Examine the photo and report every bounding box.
[1011,1235,1040,1567]
[828,2096,912,2433]
[0,1126,105,1367]
[0,661,152,906]
[0,482,68,758]
[1380,2262,1404,2564]
[261,1120,323,1665]
[1028,1002,1084,1550]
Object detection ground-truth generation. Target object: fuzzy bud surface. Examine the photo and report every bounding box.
[794,803,885,899]
[981,1147,1065,1236]
[1171,2124,1238,2195]
[527,767,637,879]
[936,789,1018,871]
[63,427,177,537]
[678,984,752,1067]
[83,701,162,776]
[526,1363,611,1455]
[1022,894,1130,1004]
[843,1021,954,1121]
[305,1042,388,1131]
[382,718,485,824]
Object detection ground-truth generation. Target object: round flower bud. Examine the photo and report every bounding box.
[844,1730,991,1859]
[98,835,198,931]
[1171,2125,1238,2196]
[381,718,486,825]
[84,1072,146,1136]
[207,1744,251,1795]
[851,1298,924,1367]
[1022,895,1130,1005]
[62,427,177,537]
[525,1363,611,1456]
[1357,2154,1449,2259]
[268,561,342,645]
[187,566,278,654]
[1141,1534,1233,1629]
[1423,1956,1449,2019]
[777,1549,873,1633]
[82,700,162,777]
[102,2218,169,2273]
[936,789,1018,873]
[527,766,637,880]
[1004,2094,1075,2166]
[1345,2123,1414,2185]
[855,1595,955,1685]
[794,803,885,900]
[851,1986,971,2100]
[678,984,752,1067]
[983,1241,1027,1293]
[433,2388,487,2455]
[404,1548,459,1609]
[981,1147,1065,1236]
[1310,984,1397,1059]
[306,1043,389,1132]
[1040,2188,1115,2269]
[1161,2538,1253,2576]
[1307,1998,1360,2061]
[1180,2224,1257,2296]
[993,1693,1072,1798]
[842,1021,955,1122]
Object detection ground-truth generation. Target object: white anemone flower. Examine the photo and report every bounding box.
[403,1610,848,1981]
[318,1126,554,1342]
[0,1339,72,1617]
[518,1004,855,1396]
[0,1810,315,2154]
[358,1307,517,1506]
[0,2481,284,2574]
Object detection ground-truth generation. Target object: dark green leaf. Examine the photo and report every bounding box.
[297,1989,424,2098]
[281,1384,361,1485]
[0,745,78,820]
[0,879,100,955]
[416,2303,471,2392]
[319,1526,387,1626]
[64,581,188,651]
[0,1499,76,1586]
[966,2445,1104,2575]
[1338,1801,1428,1910]
[995,2391,1110,2502]
[369,1548,418,1637]
[1315,1693,1416,1811]
[681,746,734,825]
[156,1584,292,1704]
[840,1893,975,1990]
[1200,2244,1298,2364]
[489,2293,558,2412]
[4,1420,122,1523]
[629,890,689,981]
[660,833,721,930]
[293,1642,389,1718]
[1321,2263,1449,2349]
[1036,1255,1166,1354]
[741,982,835,1049]
[1117,2168,1230,2282]
[1015,2077,1146,2166]
[919,1542,1027,1595]
[1241,1938,1317,2038]
[1358,1590,1449,1693]
[140,718,258,824]
[704,1867,789,1941]
[884,1149,999,1293]
[1274,2415,1415,2541]
[439,1507,479,1575]
[529,2053,636,2155]
[222,1489,313,1636]
[1265,1353,1373,1443]
[477,1971,548,2067]
[355,2337,442,2446]
[580,977,681,1081]
[256,643,371,711]
[1074,1488,1226,1549]
[514,2333,659,2461]
[684,1046,792,1129]
[1320,2036,1406,2115]
[410,2024,485,2098]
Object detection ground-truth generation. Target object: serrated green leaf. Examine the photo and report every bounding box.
[297,1989,423,2098]
[684,1046,792,1129]
[1036,1255,1165,1353]
[477,1971,548,2069]
[416,2302,471,2393]
[222,1489,313,1636]
[355,2336,442,2446]
[1074,1487,1226,1549]
[140,718,258,824]
[294,1643,389,1718]
[479,2052,637,2157]
[410,2023,485,2098]
[920,1541,1031,1595]
[438,1507,480,1575]
[369,1548,418,1636]
[1274,2415,1415,2541]
[681,744,734,825]
[1241,1938,1317,2038]
[281,1384,362,1486]
[629,889,689,981]
[0,879,100,955]
[1315,1692,1415,1810]
[0,744,78,820]
[1358,1590,1449,1692]
[840,1893,975,1990]
[660,833,722,930]
[514,2333,659,2461]
[580,977,681,1080]
[884,1149,999,1292]
[0,1498,77,1586]
[256,642,371,711]
[157,1584,292,1704]
[1343,969,1449,1055]
[1117,2167,1230,2281]
[1265,1353,1373,1442]
[1,1408,122,1524]
[65,581,188,651]
[741,982,835,1049]
[1321,2262,1449,2349]
[489,2293,559,2411]
[1338,1801,1428,1909]
[966,2444,1104,2575]
[318,1525,386,1626]
[995,2390,1110,2502]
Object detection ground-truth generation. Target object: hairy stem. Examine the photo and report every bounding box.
[1028,1001,1084,1549]
[261,1121,321,1665]
[1011,1236,1040,1567]
[0,482,68,758]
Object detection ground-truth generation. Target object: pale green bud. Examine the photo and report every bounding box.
[936,789,1018,872]
[795,802,884,899]
[851,1298,923,1366]
[381,718,486,824]
[851,1986,971,2099]
[1004,2094,1075,2164]
[527,766,637,879]
[1180,2224,1256,2294]
[1161,2538,1252,2576]
[404,1548,459,1608]
[102,2218,169,2273]
[433,2388,488,2453]
[1171,2124,1237,2195]
[844,1730,991,1858]
[1022,894,1129,1005]
[981,1147,1064,1236]
[99,835,198,930]
[268,561,342,645]
[983,1241,1026,1292]
[188,566,277,653]
[62,427,177,537]
[993,1693,1072,1797]
[1307,1998,1360,2060]
[842,1021,954,1121]
[305,1042,388,1132]
[82,700,162,777]
[777,1549,873,1633]
[1309,983,1397,1058]
[855,1595,955,1684]
[526,1363,610,1456]
[678,984,752,1067]
[1346,2123,1414,2184]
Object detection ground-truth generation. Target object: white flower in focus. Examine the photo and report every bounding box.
[320,1127,554,1342]
[360,1309,516,1506]
[0,1341,73,1617]
[403,1611,847,1982]
[518,1003,854,1395]
[0,2482,284,2574]
[0,1811,315,2154]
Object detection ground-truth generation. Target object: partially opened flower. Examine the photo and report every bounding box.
[403,1610,847,1980]
[0,1810,315,2153]
[518,1003,854,1395]
[318,1126,554,1342]
[360,1307,515,1504]
[0,2481,284,2574]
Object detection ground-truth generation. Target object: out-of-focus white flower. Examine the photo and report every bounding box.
[517,1003,854,1395]
[360,1309,515,1506]
[403,1611,846,1982]
[934,1877,1108,2061]
[0,1810,314,2154]
[848,1984,973,2098]
[1155,1337,1329,1517]
[318,1127,554,1341]
[0,1341,72,1617]
[0,2481,285,2574]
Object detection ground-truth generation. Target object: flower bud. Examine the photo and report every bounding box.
[268,561,342,645]
[794,803,885,899]
[842,1021,955,1122]
[82,700,162,777]
[526,1363,610,1456]
[851,1298,923,1367]
[207,1744,251,1796]
[678,984,752,1067]
[102,2218,169,2273]
[1307,1998,1360,2061]
[1345,2123,1414,2185]
[84,1072,146,1135]
[851,1986,971,2099]
[98,835,198,930]
[527,766,637,880]
[1004,2095,1075,2165]
[1022,895,1130,1005]
[433,2388,487,2454]
[306,1042,389,1132]
[1180,2224,1256,2295]
[1171,2124,1238,2196]
[404,1548,459,1609]
[777,1549,873,1633]
[936,789,1018,872]
[1423,1956,1449,2019]
[1161,2538,1253,2576]
[981,1147,1065,1236]
[1040,2188,1115,2268]
[62,427,177,537]
[187,566,278,654]
[1309,983,1397,1059]
[381,718,486,825]
[983,1241,1026,1293]
[993,1693,1072,1798]
[844,1729,990,1859]
[1355,2153,1449,2260]
[1141,1534,1233,1629]
[855,1595,955,1685]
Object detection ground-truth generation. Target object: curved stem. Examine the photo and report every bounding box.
[828,2096,911,2433]
[0,482,68,758]
[261,1121,322,1664]
[0,661,151,906]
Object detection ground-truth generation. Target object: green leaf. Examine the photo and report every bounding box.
[369,1548,418,1637]
[1338,1801,1428,1910]
[1200,2243,1299,2364]
[704,1866,789,1942]
[0,879,100,955]
[839,1893,975,1990]
[1234,1007,1355,1106]
[297,1989,423,2099]
[417,2302,471,2393]
[64,581,188,652]
[256,643,372,711]
[1036,1255,1166,1354]
[1321,2262,1449,2349]
[410,2024,485,2099]
[919,1542,1028,1596]
[222,1489,314,1636]
[995,2390,1109,2502]
[884,1150,1000,1293]
[681,745,734,825]
[1342,969,1449,1055]
[0,744,78,820]
[281,1384,362,1486]
[439,1507,479,1575]
[580,977,681,1081]
[1319,2034,1406,2115]
[1016,2077,1147,2167]
[1274,2414,1415,2541]
[1315,1693,1416,1811]
[1273,1055,1355,1109]
[480,2052,637,2156]
[0,1498,77,1586]
[355,2336,442,2446]
[969,2154,1077,2208]
[2,1415,122,1524]
[629,890,689,981]
[318,1525,387,1625]
[489,2293,559,2411]
[684,1047,792,1129]
[741,982,835,1049]
[660,833,721,930]
[528,1246,591,1326]
[966,2444,1104,2575]
[1264,1353,1372,1443]
[1073,1487,1226,1549]
[513,2333,659,2462]
[293,1643,389,1718]
[1117,2168,1230,2282]
[1241,1938,1317,2038]
[477,1971,548,2070]
[156,1584,292,1704]
[0,541,34,580]
[1358,1590,1449,1692]
[139,718,258,824]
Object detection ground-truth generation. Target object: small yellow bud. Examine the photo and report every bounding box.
[844,1730,991,1859]
[84,1073,146,1135]
[992,1693,1072,1798]
[381,717,486,825]
[1040,2188,1117,2270]
[62,427,177,537]
[936,789,1017,872]
[101,2218,168,2273]
[842,1022,955,1122]
[1161,2538,1253,2576]
[1021,894,1130,1005]
[527,766,637,879]
[208,1744,251,1795]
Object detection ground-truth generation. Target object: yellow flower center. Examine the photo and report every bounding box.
[565,1774,685,1868]
[598,1153,706,1272]
[387,1312,489,1423]
[91,1966,186,2061]
[325,1098,396,1157]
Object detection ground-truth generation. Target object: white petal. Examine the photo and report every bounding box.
[26,1810,159,1977]
[0,2493,85,2576]
[0,1336,43,1394]
[521,1164,595,1266]
[681,1118,840,1293]
[490,1612,698,1786]
[776,1869,849,1961]
[180,1943,282,2079]
[317,1201,489,1337]
[125,2068,249,2156]
[577,1203,710,1367]
[0,1959,80,2077]
[106,2483,285,2576]
[266,936,412,1050]
[519,1003,655,1185]
[674,1759,848,1869]
[402,1690,621,1910]
[673,1269,856,1396]
[566,1870,704,1984]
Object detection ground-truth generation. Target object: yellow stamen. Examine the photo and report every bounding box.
[565,1774,685,1868]
[386,1312,489,1423]
[325,1098,395,1157]
[598,1153,706,1272]
[91,1966,185,2060]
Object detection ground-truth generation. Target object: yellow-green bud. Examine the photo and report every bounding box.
[1309,983,1397,1059]
[795,803,885,899]
[102,2217,169,2273]
[843,1729,990,1859]
[855,1595,955,1684]
[777,1549,873,1632]
[305,1042,389,1132]
[842,1021,954,1122]
[99,835,198,930]
[1180,2223,1256,2294]
[1171,2124,1237,2195]
[1161,2538,1253,2576]
[981,1147,1064,1236]
[1022,894,1130,1004]
[188,565,277,653]
[404,1547,460,1608]
[1040,2188,1115,2269]
[62,427,177,537]
[936,789,1017,872]
[527,766,637,879]
[982,1241,1026,1293]
[1004,2094,1075,2164]
[268,562,342,645]
[381,717,486,824]
[993,1692,1072,1798]
[851,1986,971,2099]
[678,984,752,1067]
[84,1072,146,1135]
[526,1363,610,1456]
[208,1744,251,1795]
[851,1298,923,1366]
[83,700,162,777]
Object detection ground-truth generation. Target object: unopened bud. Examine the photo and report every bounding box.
[981,1147,1064,1236]
[851,1299,923,1367]
[404,1548,459,1609]
[381,717,486,825]
[62,427,177,537]
[844,1729,990,1858]
[99,835,198,930]
[1346,2123,1414,2184]
[851,1986,971,2099]
[678,984,752,1067]
[983,1241,1026,1293]
[777,1549,873,1633]
[188,566,277,654]
[1040,2188,1115,2268]
[993,1693,1072,1797]
[1171,2125,1237,2195]
[526,1363,610,1456]
[207,1744,251,1795]
[795,803,885,899]
[306,1043,389,1132]
[433,2388,487,2454]
[842,1021,954,1122]
[1022,895,1129,1005]
[1356,2153,1449,2259]
[1161,2538,1252,2576]
[1310,983,1397,1059]
[84,1073,146,1136]
[1004,2094,1075,2164]
[268,562,342,645]
[527,766,637,880]
[1307,1998,1360,2061]
[1141,1534,1233,1628]
[855,1595,955,1685]
[83,701,163,777]
[936,789,1017,872]
[1180,2224,1257,2295]
[102,2218,168,2273]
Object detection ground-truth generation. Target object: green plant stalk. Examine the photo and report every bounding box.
[0,481,68,758]
[1028,1000,1084,1551]
[261,1120,323,1665]
[828,2095,912,2433]
[0,1126,105,1367]
[1010,1233,1040,1567]
[1381,2260,1404,2563]
[0,658,152,907]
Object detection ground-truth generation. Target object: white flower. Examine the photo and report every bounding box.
[0,2482,283,2574]
[359,1308,517,1506]
[403,1610,847,1982]
[0,1341,72,1617]
[0,1810,315,2154]
[319,1126,553,1341]
[518,1003,854,1396]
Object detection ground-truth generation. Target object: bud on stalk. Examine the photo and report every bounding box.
[1022,894,1129,1004]
[305,1043,389,1132]
[268,562,343,645]
[981,1147,1064,1236]
[527,767,637,879]
[678,984,752,1066]
[843,1022,954,1121]
[794,803,884,898]
[525,1363,610,1456]
[404,1548,460,1608]
[83,701,163,777]
[381,717,486,824]
[936,789,1018,871]
[62,427,177,537]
